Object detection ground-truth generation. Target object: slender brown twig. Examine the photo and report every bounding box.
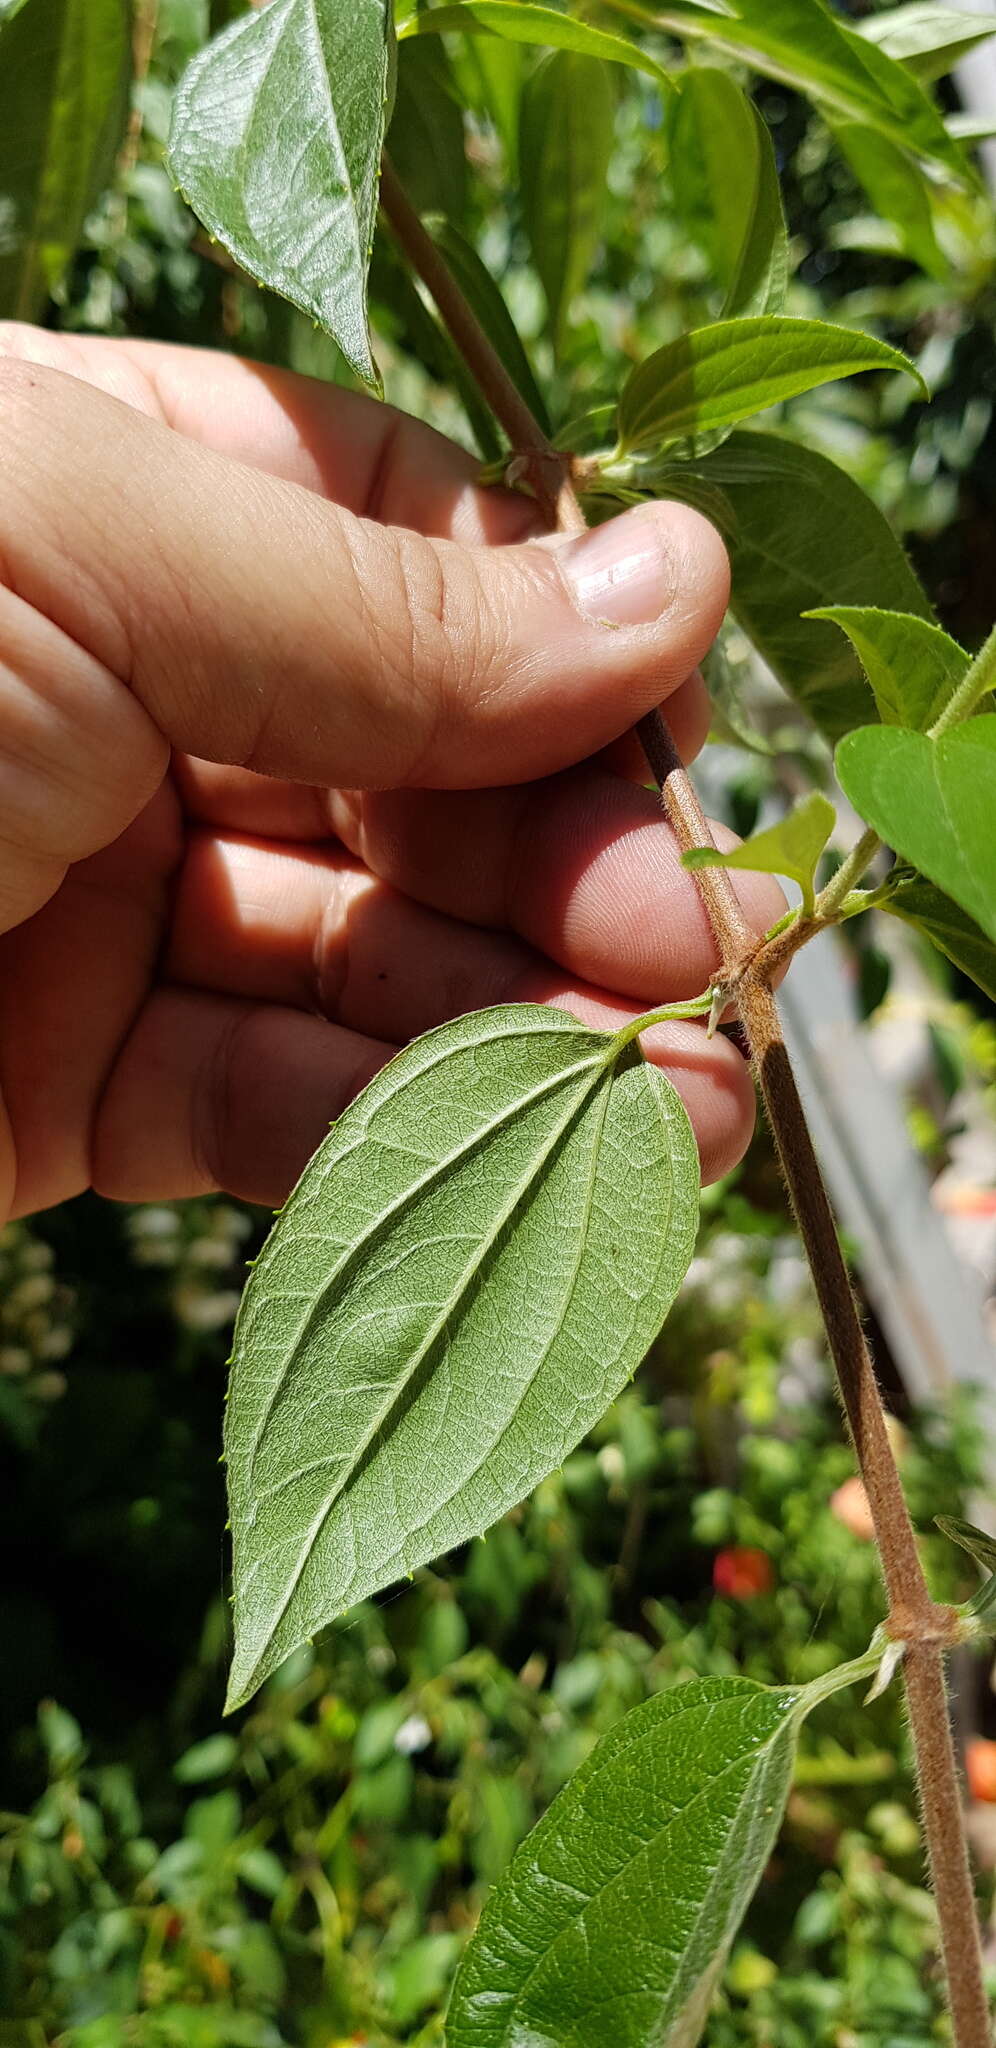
[378,152,992,2047]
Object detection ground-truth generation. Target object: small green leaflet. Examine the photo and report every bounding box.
[447,1659,879,2048]
[616,317,924,457]
[858,4,996,85]
[883,876,996,1004]
[225,1005,699,1709]
[684,794,835,915]
[401,1,673,89]
[669,69,788,319]
[519,52,615,351]
[168,0,394,387]
[0,0,131,320]
[936,1515,996,1625]
[836,716,996,946]
[685,431,934,746]
[807,607,968,730]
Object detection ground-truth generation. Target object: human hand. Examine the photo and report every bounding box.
[0,326,782,1222]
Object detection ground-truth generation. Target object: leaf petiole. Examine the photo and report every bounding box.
[613,990,716,1049]
[929,619,996,736]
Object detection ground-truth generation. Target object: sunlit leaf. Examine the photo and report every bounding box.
[836,717,996,945]
[683,431,934,744]
[225,1005,699,1708]
[402,0,672,88]
[617,316,924,456]
[669,67,788,318]
[519,51,616,349]
[883,877,996,1003]
[806,606,968,730]
[0,0,131,319]
[631,0,974,185]
[830,121,945,277]
[448,1657,876,2048]
[683,793,835,913]
[936,1515,996,1577]
[168,0,394,386]
[859,4,996,84]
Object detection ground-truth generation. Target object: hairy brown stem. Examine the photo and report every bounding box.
[379,151,991,2045]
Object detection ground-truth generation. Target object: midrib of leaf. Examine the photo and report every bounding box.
[397,1061,619,1559]
[238,1034,608,1483]
[236,1054,617,1678]
[930,731,991,908]
[246,1052,608,1515]
[304,0,361,256]
[657,1704,794,2040]
[493,1695,797,2039]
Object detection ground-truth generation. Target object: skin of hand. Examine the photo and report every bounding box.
[0,323,784,1224]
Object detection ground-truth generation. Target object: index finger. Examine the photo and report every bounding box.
[0,322,538,544]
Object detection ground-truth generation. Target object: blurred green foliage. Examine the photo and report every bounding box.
[1,1169,991,2041]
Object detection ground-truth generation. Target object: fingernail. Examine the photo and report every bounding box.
[558,507,673,626]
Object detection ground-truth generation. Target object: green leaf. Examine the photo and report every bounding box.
[935,1515,996,1578]
[174,1733,239,1784]
[637,0,974,186]
[387,39,466,222]
[452,27,522,157]
[806,607,968,731]
[225,1004,699,1708]
[683,794,835,914]
[858,4,996,85]
[830,121,945,277]
[936,1515,996,1623]
[836,717,996,946]
[687,431,934,745]
[519,51,616,350]
[424,216,551,433]
[616,317,924,456]
[669,68,788,318]
[447,1661,874,2048]
[403,1,672,88]
[168,0,394,387]
[883,877,996,1003]
[0,0,131,319]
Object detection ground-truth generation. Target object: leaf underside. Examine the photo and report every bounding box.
[225,1005,699,1708]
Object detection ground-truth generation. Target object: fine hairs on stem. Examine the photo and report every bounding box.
[378,152,992,2048]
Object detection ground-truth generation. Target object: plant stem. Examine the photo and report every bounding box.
[931,619,996,736]
[813,824,881,921]
[379,156,991,2046]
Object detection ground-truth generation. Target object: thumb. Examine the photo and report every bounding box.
[0,360,728,810]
